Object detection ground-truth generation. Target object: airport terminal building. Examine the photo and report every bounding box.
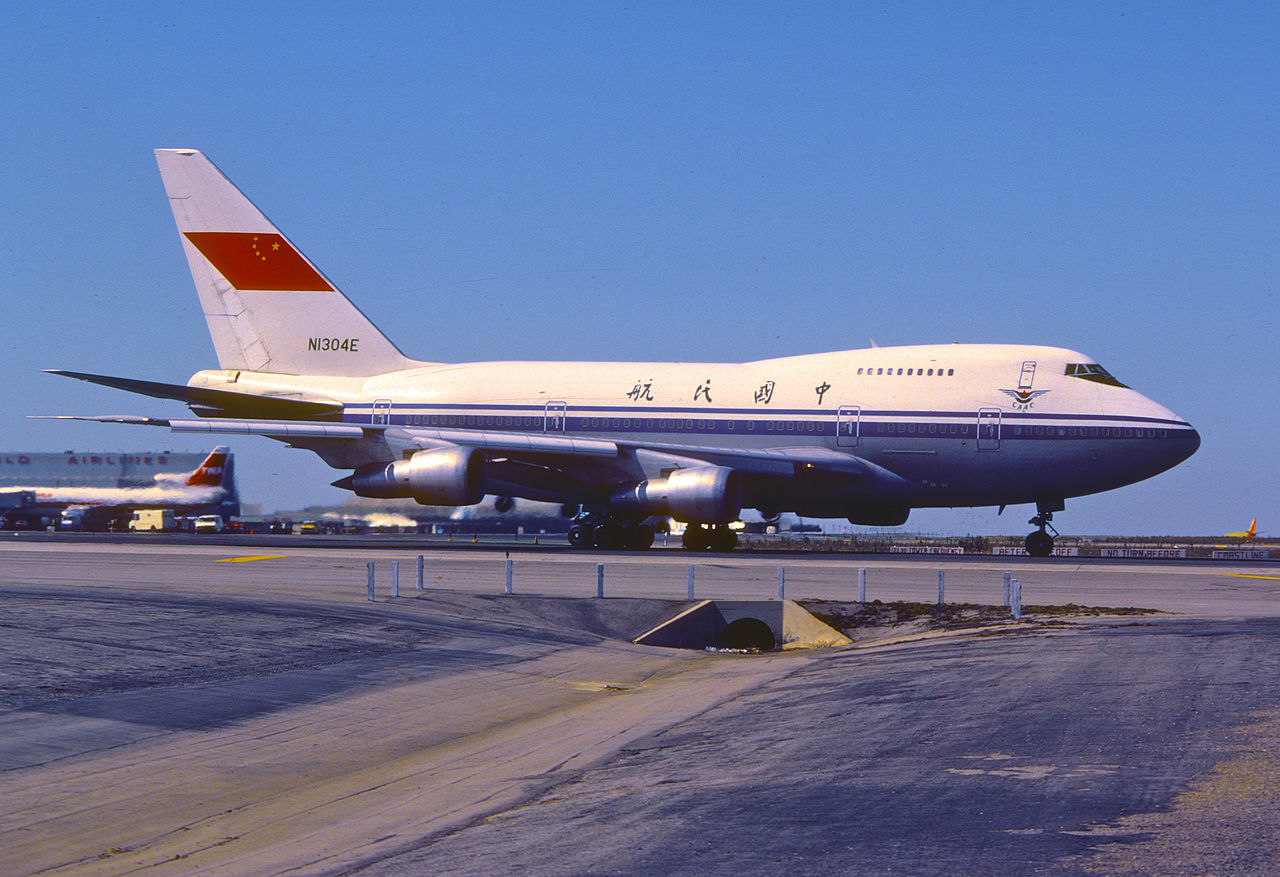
[0,451,209,489]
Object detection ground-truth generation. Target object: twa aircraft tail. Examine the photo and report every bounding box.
[155,149,414,378]
[152,445,236,494]
[184,445,233,488]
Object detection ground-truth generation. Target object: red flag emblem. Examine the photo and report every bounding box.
[184,232,334,292]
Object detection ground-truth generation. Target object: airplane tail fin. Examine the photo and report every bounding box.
[155,149,415,377]
[185,445,233,488]
[1247,517,1257,538]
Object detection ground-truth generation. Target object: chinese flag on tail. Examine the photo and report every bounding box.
[183,232,334,291]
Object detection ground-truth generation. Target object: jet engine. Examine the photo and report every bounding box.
[612,466,742,523]
[846,506,910,527]
[344,447,485,506]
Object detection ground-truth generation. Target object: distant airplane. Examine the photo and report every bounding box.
[42,149,1200,555]
[1,446,238,530]
[1226,518,1257,539]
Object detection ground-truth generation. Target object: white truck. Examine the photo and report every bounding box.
[129,509,176,532]
[193,514,225,533]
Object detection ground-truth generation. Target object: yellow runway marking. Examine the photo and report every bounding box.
[217,555,288,563]
[1228,574,1280,581]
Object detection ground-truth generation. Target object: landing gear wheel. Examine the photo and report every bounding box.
[624,524,655,550]
[1026,507,1060,558]
[592,521,623,549]
[707,527,738,552]
[1025,530,1054,557]
[567,523,593,548]
[682,524,709,551]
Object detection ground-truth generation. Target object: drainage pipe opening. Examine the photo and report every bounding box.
[719,617,776,652]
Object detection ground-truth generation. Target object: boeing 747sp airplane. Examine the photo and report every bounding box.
[45,149,1199,554]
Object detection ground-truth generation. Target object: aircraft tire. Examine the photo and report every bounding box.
[567,523,592,548]
[1025,530,1054,557]
[682,525,710,551]
[624,524,655,550]
[707,527,738,551]
[592,521,623,549]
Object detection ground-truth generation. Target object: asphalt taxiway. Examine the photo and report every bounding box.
[3,541,1280,875]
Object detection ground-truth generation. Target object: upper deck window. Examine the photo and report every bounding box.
[1065,363,1129,388]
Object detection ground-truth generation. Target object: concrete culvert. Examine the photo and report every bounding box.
[719,617,776,652]
[633,600,851,651]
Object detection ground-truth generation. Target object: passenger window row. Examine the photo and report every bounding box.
[855,367,955,376]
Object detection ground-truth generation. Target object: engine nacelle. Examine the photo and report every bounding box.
[346,447,485,506]
[847,506,910,527]
[612,466,742,524]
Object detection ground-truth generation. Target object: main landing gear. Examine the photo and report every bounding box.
[680,523,738,552]
[1025,510,1059,558]
[567,514,655,550]
[565,512,737,551]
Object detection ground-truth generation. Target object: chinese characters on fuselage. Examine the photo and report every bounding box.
[620,377,836,406]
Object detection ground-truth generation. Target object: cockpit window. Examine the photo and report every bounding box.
[1065,363,1129,388]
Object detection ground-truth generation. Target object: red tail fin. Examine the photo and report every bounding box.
[186,446,230,487]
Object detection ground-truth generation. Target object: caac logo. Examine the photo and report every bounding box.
[1000,360,1049,410]
[998,387,1051,410]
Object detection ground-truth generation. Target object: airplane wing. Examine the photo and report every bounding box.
[34,414,881,481]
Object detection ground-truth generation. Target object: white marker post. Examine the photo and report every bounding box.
[687,565,695,601]
[417,555,425,591]
[1011,579,1023,620]
[858,568,867,603]
[391,561,400,598]
[596,563,605,599]
[367,561,375,602]
[1003,571,1011,607]
[777,566,786,600]
[937,570,945,605]
[505,558,513,595]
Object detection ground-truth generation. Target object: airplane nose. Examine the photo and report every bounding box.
[1163,423,1200,470]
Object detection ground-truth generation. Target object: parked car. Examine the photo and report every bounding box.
[193,515,224,534]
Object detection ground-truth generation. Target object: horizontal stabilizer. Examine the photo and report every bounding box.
[32,414,370,440]
[45,370,344,420]
[30,414,172,426]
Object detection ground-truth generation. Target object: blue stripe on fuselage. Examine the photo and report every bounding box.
[342,403,1194,441]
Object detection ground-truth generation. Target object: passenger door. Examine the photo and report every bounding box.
[544,401,567,432]
[977,408,1001,451]
[836,405,860,447]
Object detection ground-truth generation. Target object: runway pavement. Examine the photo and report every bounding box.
[5,537,1278,614]
[2,540,1279,875]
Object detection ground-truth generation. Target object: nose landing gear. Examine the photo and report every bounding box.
[1025,510,1059,557]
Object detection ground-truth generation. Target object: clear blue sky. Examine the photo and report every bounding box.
[3,2,1276,535]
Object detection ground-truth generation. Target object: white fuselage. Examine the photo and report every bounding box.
[190,343,1199,518]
